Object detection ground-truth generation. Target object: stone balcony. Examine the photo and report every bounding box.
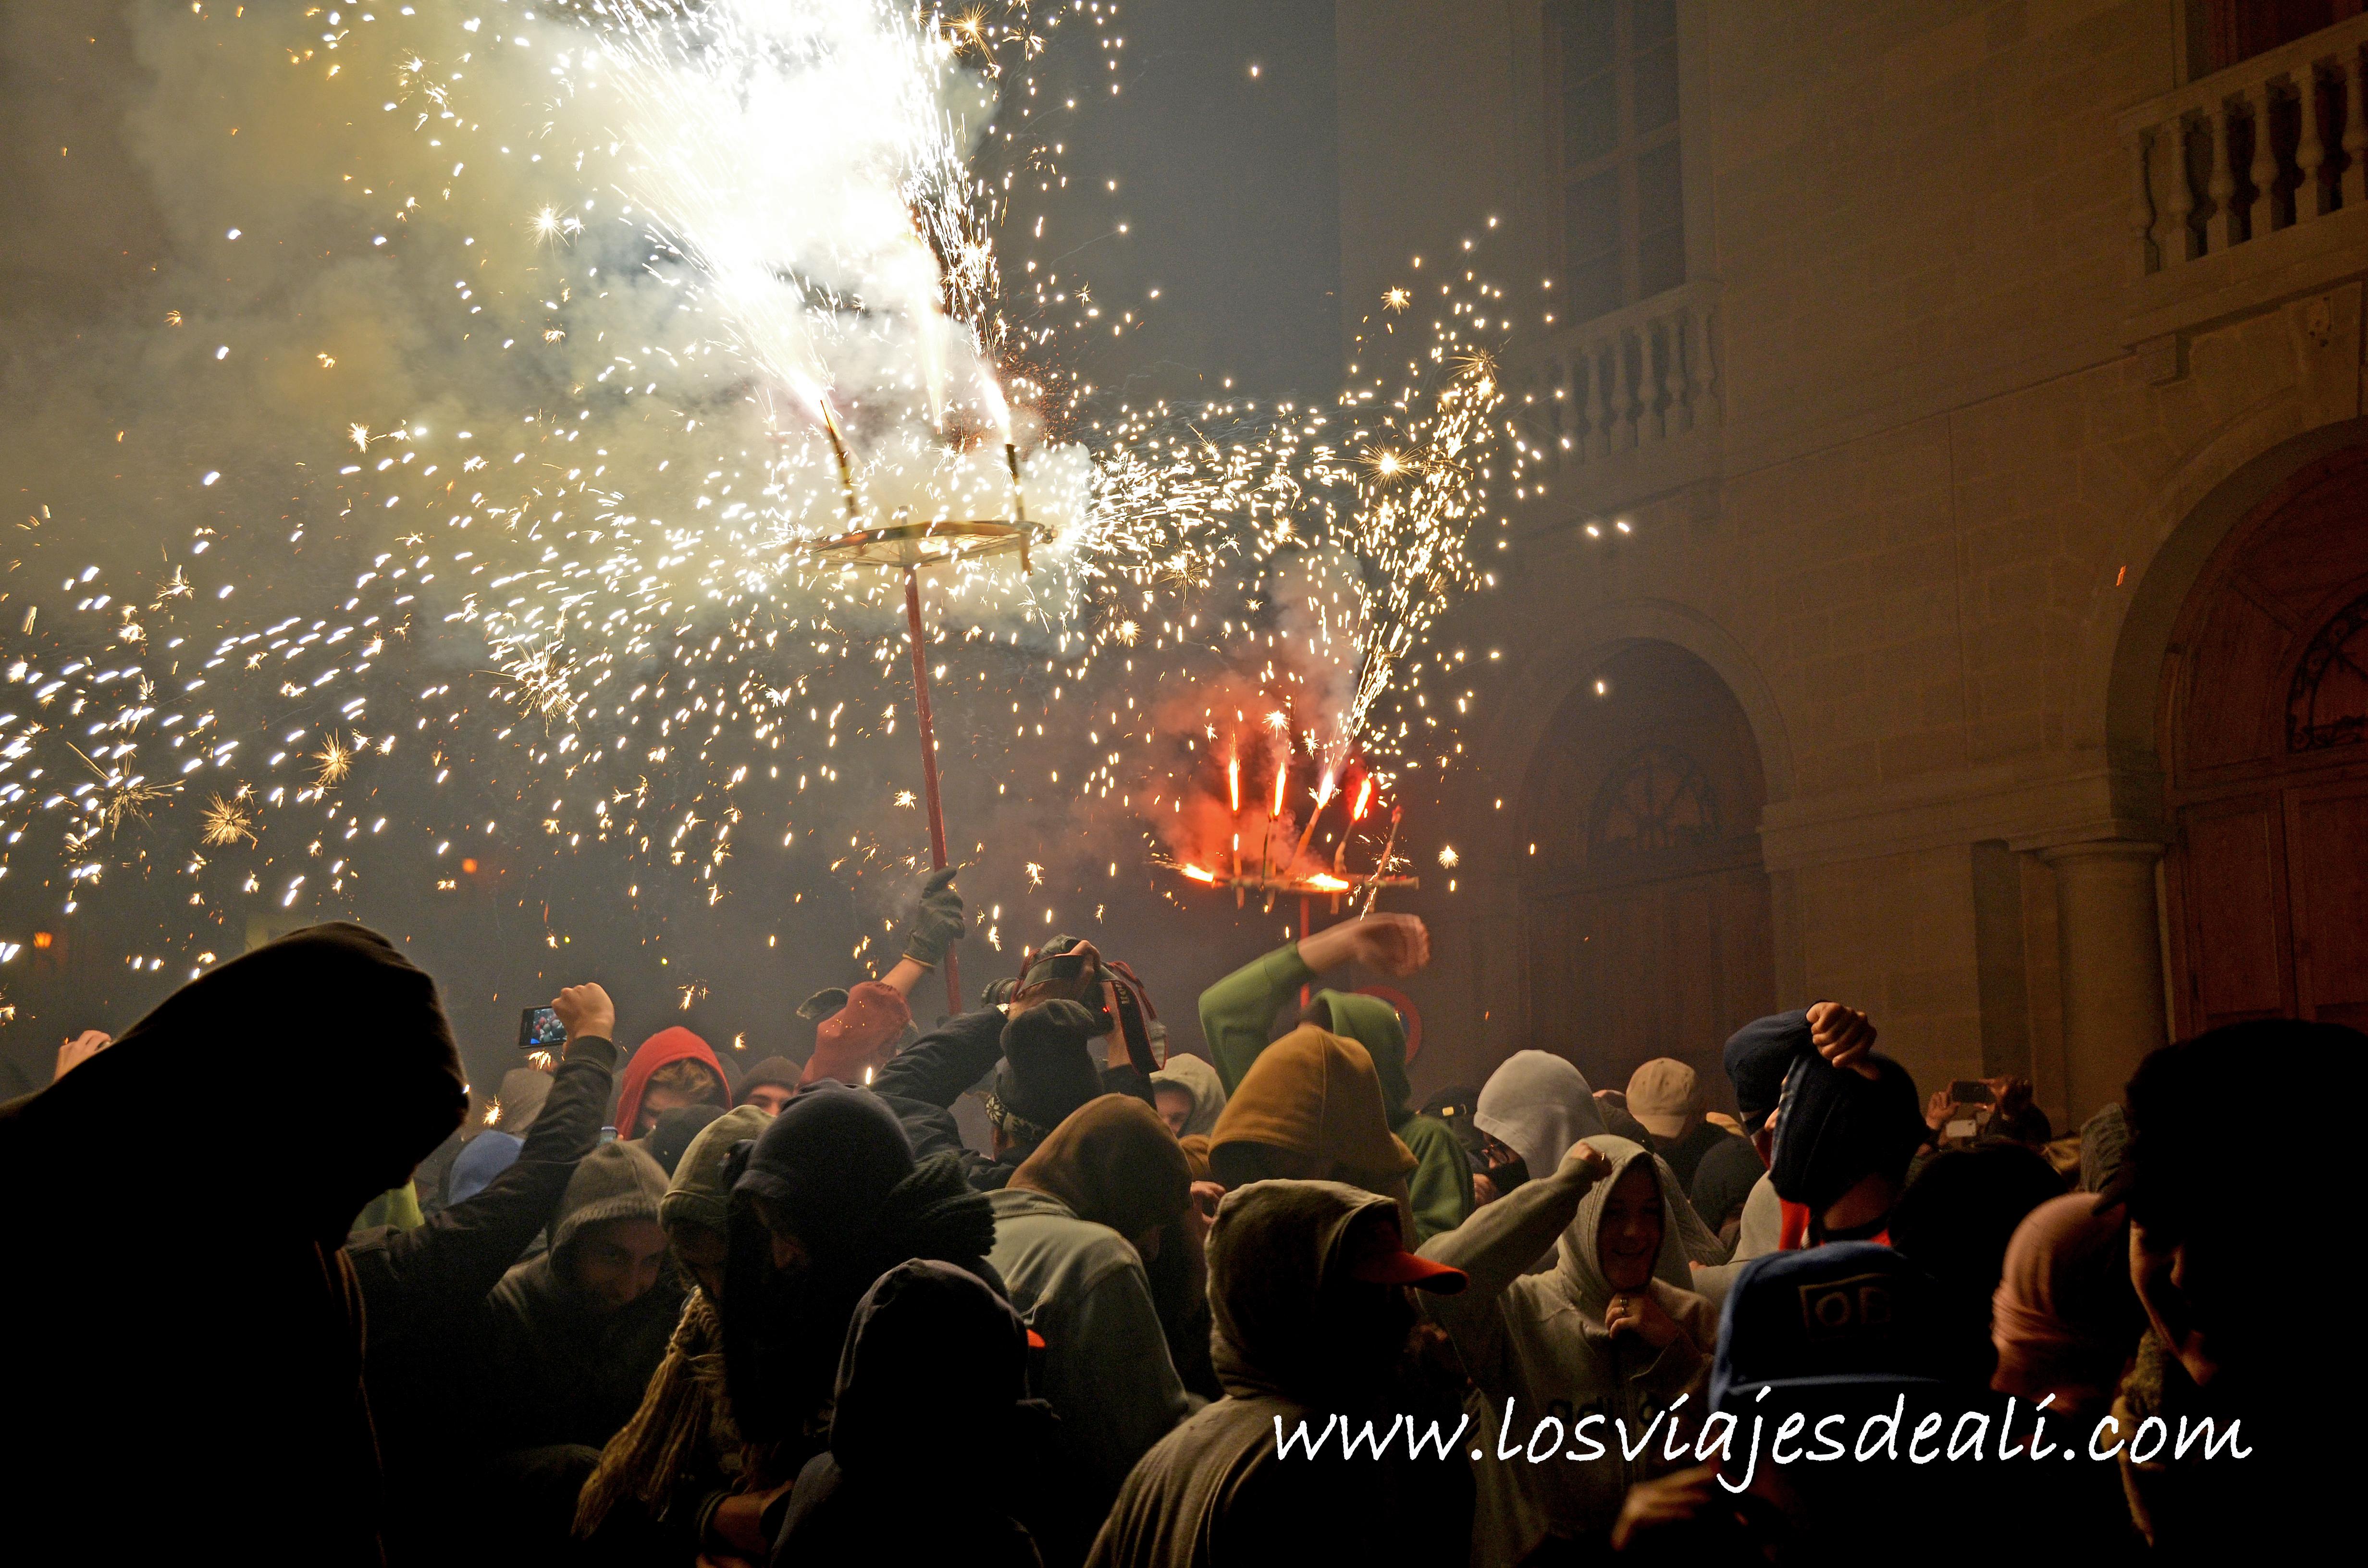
[2120,14,2368,377]
[1504,277,1722,512]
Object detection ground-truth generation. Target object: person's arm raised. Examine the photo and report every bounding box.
[1196,914,1430,1092]
[348,983,619,1339]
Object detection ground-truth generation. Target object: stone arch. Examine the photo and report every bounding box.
[1477,596,1795,826]
[2087,414,2368,767]
[1509,637,1778,1105]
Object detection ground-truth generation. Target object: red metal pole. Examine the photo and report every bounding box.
[1299,893,1312,1007]
[903,567,962,1016]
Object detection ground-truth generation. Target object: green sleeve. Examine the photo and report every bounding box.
[1196,943,1316,1093]
[1398,1116,1474,1245]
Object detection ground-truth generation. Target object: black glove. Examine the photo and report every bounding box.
[999,998,1107,1060]
[902,865,965,968]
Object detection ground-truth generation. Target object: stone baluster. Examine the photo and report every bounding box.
[1640,322,1665,443]
[2204,99,2239,251]
[1664,306,1693,435]
[2297,66,2330,219]
[2127,127,2159,276]
[1689,302,1718,421]
[1552,360,1577,467]
[1615,331,1641,452]
[2245,81,2279,238]
[1584,341,1610,462]
[2343,49,2368,206]
[2164,114,2200,259]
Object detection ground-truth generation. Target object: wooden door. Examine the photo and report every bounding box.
[2162,446,2368,1034]
[1520,641,1776,1104]
[2287,780,2368,1029]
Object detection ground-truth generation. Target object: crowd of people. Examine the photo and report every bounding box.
[0,866,2333,1564]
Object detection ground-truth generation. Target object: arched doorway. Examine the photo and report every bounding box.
[1519,640,1776,1105]
[2160,444,2368,1033]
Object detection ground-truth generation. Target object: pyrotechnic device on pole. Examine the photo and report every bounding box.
[794,405,1047,1017]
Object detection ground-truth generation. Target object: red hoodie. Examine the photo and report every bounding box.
[614,1026,728,1139]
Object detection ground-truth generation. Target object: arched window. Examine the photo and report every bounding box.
[1587,743,1719,859]
[2287,587,2368,754]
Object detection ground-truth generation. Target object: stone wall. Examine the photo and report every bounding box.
[1335,0,2368,1124]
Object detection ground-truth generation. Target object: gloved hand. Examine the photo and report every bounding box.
[999,997,1107,1059]
[902,865,966,967]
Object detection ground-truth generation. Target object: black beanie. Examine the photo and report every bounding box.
[1770,1052,1926,1215]
[991,1002,1106,1142]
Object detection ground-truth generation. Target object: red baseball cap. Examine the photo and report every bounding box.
[1343,1213,1467,1294]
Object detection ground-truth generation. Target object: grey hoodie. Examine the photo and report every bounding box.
[1418,1137,1718,1561]
[480,1140,684,1453]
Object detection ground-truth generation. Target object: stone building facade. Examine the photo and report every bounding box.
[1344,0,2368,1127]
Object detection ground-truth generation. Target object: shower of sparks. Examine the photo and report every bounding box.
[199,793,259,849]
[0,0,1526,992]
[311,735,354,789]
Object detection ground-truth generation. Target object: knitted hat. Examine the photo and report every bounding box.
[735,1055,804,1106]
[661,1103,773,1237]
[1769,1053,1926,1215]
[1724,1009,1808,1133]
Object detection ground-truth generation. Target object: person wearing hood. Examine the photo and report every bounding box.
[480,1138,683,1450]
[874,988,1117,1189]
[1203,1022,1420,1240]
[0,921,468,1562]
[1473,1051,1727,1278]
[1717,1000,1914,1251]
[645,1101,724,1176]
[1148,1050,1226,1138]
[990,1095,1201,1523]
[772,1260,1069,1568]
[1197,913,1472,1242]
[614,1025,730,1141]
[349,983,626,1564]
[1472,1048,1608,1198]
[719,1081,1000,1551]
[1088,1180,1473,1567]
[1990,1190,2146,1424]
[575,1103,773,1563]
[1418,1136,1719,1561]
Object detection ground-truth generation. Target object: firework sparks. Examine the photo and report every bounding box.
[311,735,353,789]
[0,0,1525,1005]
[199,793,258,848]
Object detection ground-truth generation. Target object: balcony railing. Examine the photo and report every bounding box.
[1505,278,1719,482]
[2121,15,2368,277]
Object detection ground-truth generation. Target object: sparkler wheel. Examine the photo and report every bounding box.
[796,518,1042,573]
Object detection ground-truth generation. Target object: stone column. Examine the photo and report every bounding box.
[2039,840,2171,1123]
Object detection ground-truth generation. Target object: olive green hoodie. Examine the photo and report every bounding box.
[1197,944,1473,1243]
